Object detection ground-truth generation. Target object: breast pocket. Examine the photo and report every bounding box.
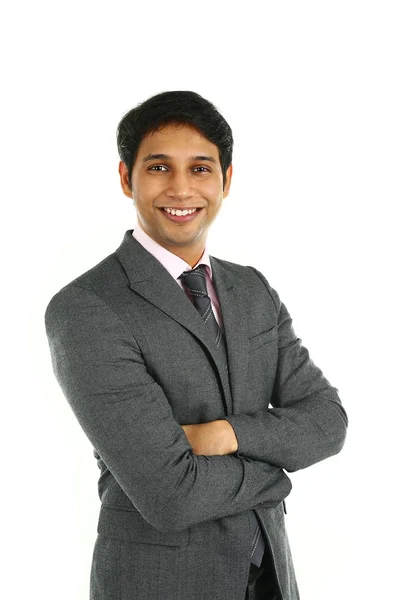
[248,326,278,352]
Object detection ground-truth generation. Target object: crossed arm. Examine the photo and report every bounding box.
[45,283,292,533]
[182,266,348,473]
[45,270,347,533]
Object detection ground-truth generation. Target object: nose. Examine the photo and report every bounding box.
[165,170,194,201]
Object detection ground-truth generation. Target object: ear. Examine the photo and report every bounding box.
[223,163,233,198]
[118,161,133,199]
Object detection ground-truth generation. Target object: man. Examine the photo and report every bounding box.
[44,90,348,600]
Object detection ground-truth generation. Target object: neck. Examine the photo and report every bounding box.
[169,247,205,268]
[136,219,207,267]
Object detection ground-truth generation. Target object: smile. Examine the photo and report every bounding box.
[160,207,203,223]
[163,207,198,216]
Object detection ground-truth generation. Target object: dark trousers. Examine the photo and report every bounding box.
[245,548,282,600]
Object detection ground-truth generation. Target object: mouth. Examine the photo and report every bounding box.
[159,207,204,223]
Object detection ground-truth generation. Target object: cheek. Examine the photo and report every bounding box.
[201,180,222,201]
[133,179,161,204]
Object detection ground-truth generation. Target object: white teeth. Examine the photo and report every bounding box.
[163,207,198,216]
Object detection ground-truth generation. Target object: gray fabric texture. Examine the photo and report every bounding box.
[179,264,266,568]
[44,229,348,600]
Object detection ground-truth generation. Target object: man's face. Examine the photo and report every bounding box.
[119,122,232,262]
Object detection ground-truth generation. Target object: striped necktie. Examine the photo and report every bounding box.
[178,264,265,567]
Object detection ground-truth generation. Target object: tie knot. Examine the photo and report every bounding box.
[178,264,208,296]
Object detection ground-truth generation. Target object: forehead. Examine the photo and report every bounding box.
[137,123,219,158]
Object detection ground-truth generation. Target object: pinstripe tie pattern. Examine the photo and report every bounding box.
[178,265,228,371]
[178,264,265,567]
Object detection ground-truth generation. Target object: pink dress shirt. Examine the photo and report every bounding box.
[132,222,223,329]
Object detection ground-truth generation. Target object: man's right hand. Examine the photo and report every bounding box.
[182,420,238,456]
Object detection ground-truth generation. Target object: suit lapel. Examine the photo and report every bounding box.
[116,230,249,416]
[209,256,250,415]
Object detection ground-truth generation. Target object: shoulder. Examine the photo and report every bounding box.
[210,256,280,312]
[44,250,124,322]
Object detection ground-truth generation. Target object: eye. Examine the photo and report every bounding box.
[193,166,211,173]
[148,165,168,171]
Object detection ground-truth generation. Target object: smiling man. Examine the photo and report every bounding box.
[44,91,348,600]
[118,121,232,267]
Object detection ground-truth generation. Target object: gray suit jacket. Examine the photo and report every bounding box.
[44,229,348,600]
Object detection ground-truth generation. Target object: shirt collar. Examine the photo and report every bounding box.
[132,220,213,281]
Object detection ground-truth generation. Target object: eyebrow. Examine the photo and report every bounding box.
[142,153,217,164]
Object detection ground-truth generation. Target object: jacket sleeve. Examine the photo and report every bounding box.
[222,267,349,473]
[44,283,292,533]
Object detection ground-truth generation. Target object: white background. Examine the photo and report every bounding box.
[2,1,399,598]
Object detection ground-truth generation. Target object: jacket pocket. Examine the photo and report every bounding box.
[248,326,278,352]
[97,505,190,547]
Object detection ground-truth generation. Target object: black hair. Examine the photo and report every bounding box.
[116,90,233,190]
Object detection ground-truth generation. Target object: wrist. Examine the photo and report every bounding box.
[216,419,238,454]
